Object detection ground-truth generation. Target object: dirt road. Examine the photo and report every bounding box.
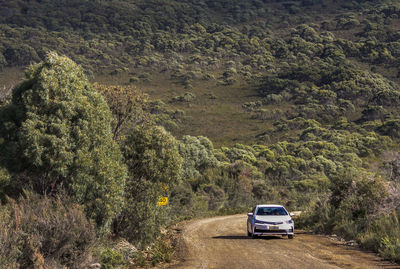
[169,214,400,269]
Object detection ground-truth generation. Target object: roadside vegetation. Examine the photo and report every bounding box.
[1,0,400,267]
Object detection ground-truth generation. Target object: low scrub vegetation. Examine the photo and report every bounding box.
[0,192,95,268]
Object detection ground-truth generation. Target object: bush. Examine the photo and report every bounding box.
[169,183,195,217]
[99,248,124,269]
[150,240,173,266]
[0,192,95,268]
[113,179,167,248]
[129,76,140,83]
[3,44,40,66]
[0,204,19,268]
[380,237,400,263]
[172,92,196,102]
[360,212,400,262]
[0,167,11,203]
[201,184,225,211]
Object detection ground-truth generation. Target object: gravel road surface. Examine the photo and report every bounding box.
[169,214,400,269]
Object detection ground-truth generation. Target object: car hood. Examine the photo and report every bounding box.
[255,215,291,223]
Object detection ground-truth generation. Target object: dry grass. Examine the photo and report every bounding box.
[90,70,278,147]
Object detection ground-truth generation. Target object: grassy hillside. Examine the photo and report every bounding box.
[1,0,400,145]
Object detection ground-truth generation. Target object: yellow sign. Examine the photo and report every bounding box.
[157,197,168,206]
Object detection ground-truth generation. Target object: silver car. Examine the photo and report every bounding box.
[247,204,294,239]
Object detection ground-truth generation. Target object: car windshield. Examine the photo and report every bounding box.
[256,207,287,216]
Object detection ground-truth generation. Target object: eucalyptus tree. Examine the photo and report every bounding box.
[0,52,127,228]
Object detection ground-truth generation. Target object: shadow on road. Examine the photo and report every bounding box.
[212,235,283,240]
[212,235,249,240]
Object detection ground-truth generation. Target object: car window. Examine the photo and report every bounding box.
[256,207,288,216]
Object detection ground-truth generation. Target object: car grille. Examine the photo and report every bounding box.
[255,228,287,233]
[256,221,284,225]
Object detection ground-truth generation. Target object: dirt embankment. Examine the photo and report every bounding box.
[167,214,400,269]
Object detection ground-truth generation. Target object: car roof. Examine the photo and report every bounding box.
[256,204,285,208]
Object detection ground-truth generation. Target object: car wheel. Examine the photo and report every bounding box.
[252,234,258,239]
[288,234,294,239]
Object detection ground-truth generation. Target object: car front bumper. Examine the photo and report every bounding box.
[253,224,294,236]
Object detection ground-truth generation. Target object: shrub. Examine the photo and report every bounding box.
[360,212,400,262]
[252,181,280,202]
[0,192,95,268]
[115,125,183,247]
[179,135,218,179]
[113,179,167,247]
[172,92,196,102]
[99,248,124,269]
[150,240,174,266]
[0,53,6,69]
[129,76,140,83]
[0,203,19,268]
[3,44,40,66]
[377,120,400,138]
[0,167,11,203]
[123,125,182,184]
[201,184,225,211]
[380,237,400,263]
[169,182,195,217]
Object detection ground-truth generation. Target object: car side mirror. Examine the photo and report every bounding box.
[247,212,253,217]
[289,212,295,217]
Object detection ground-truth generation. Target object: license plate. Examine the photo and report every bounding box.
[269,225,279,230]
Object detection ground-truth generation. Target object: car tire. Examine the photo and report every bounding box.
[288,234,294,239]
[252,234,258,239]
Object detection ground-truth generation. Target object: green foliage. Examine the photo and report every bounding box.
[123,125,182,184]
[150,240,174,266]
[0,202,19,268]
[172,92,196,102]
[360,212,400,262]
[224,161,256,209]
[378,119,400,138]
[258,62,400,122]
[179,135,218,179]
[116,125,182,246]
[0,52,127,228]
[300,168,387,240]
[0,167,11,203]
[114,178,166,247]
[94,83,151,141]
[99,248,124,269]
[148,100,184,131]
[251,181,280,202]
[220,144,258,165]
[169,182,195,217]
[200,184,225,211]
[3,44,40,66]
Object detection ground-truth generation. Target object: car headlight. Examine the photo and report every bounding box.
[285,219,293,224]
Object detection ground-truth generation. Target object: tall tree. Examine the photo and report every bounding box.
[0,52,127,228]
[114,125,183,245]
[94,83,151,141]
